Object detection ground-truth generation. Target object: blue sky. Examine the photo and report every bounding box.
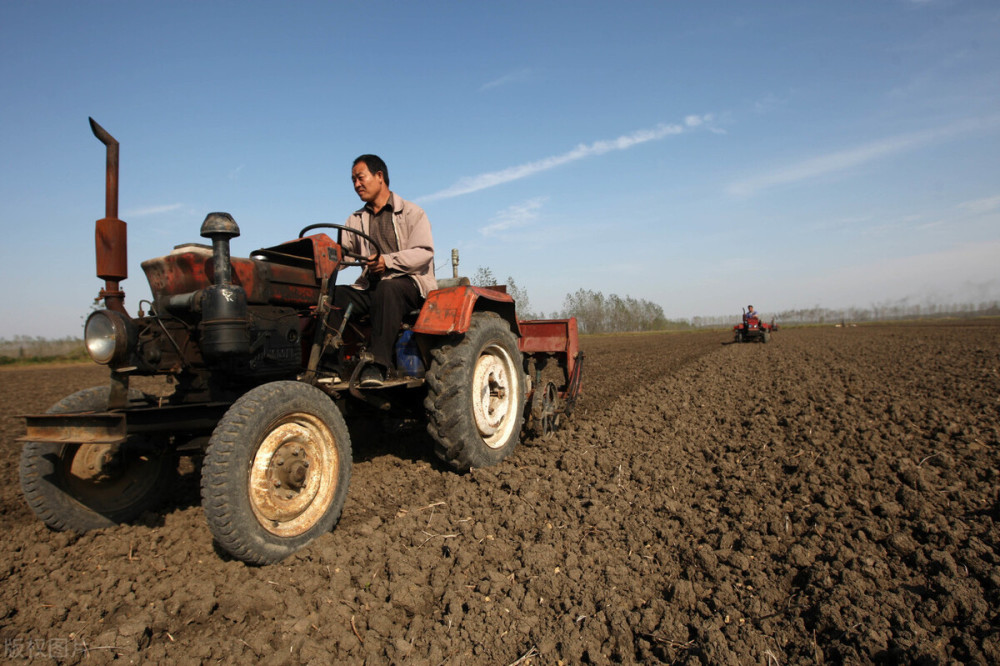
[2,1,998,338]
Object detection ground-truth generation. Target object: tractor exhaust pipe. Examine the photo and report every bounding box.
[89,117,128,315]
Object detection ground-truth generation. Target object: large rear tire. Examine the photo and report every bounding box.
[19,386,175,532]
[424,312,527,472]
[200,381,351,565]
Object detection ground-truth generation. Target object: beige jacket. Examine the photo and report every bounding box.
[343,193,437,297]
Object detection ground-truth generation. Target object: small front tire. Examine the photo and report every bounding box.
[200,381,352,565]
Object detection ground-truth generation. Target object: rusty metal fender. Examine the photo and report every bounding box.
[412,285,519,336]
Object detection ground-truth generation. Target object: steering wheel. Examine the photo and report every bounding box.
[298,223,382,268]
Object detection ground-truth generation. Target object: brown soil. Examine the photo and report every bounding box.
[1,321,998,664]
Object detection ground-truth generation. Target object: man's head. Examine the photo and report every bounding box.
[352,155,390,205]
[747,304,754,311]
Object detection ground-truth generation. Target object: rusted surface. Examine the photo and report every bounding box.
[248,414,340,538]
[413,285,517,336]
[88,117,119,221]
[89,118,128,314]
[141,249,321,307]
[271,234,343,281]
[518,318,580,382]
[21,412,126,445]
[139,233,351,309]
[21,402,230,445]
[95,217,128,281]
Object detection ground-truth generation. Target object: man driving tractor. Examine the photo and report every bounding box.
[329,154,437,387]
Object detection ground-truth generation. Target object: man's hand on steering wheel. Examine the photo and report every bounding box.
[366,254,387,275]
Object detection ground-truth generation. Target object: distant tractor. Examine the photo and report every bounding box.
[19,119,583,564]
[733,309,775,343]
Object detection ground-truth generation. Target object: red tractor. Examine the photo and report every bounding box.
[733,309,774,343]
[19,119,583,564]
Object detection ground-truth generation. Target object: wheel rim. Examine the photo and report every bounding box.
[248,412,340,537]
[60,442,166,514]
[472,342,520,449]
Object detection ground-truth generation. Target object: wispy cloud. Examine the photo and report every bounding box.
[807,214,873,234]
[480,68,533,92]
[481,197,547,237]
[753,93,786,115]
[126,203,183,217]
[959,194,1000,214]
[727,116,1000,197]
[859,213,925,238]
[229,164,245,181]
[420,116,714,202]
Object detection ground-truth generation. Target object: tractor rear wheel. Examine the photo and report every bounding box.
[762,330,771,343]
[425,312,526,472]
[19,386,175,532]
[200,381,351,565]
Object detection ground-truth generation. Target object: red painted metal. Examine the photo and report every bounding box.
[518,318,580,385]
[412,285,516,335]
[301,234,342,280]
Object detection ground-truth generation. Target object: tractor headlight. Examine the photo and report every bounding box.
[84,310,132,366]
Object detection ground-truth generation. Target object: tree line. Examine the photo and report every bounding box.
[472,268,1000,334]
[471,269,691,334]
[0,335,86,364]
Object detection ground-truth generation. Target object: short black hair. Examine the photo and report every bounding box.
[353,154,389,186]
[747,304,754,309]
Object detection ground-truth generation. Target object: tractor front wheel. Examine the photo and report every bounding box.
[200,381,351,565]
[425,312,526,472]
[19,386,175,532]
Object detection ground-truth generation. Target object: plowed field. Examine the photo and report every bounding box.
[1,321,998,664]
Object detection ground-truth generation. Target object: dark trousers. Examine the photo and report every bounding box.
[331,277,422,369]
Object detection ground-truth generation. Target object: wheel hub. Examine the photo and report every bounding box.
[471,343,520,448]
[249,415,339,537]
[69,443,122,483]
[59,441,167,516]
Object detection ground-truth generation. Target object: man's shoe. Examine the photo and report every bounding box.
[359,364,386,388]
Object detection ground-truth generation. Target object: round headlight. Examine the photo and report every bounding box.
[84,310,130,365]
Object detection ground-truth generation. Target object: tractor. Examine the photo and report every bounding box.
[19,119,583,564]
[733,310,774,343]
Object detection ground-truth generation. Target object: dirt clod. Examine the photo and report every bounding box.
[1,321,998,663]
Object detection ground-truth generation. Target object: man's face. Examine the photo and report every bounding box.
[352,163,384,204]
